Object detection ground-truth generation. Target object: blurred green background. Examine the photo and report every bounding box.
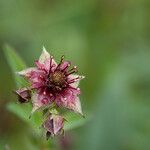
[1,0,150,150]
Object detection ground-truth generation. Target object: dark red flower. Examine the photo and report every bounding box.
[17,47,84,115]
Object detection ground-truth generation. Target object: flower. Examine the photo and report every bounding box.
[42,114,64,138]
[15,88,31,103]
[17,47,84,115]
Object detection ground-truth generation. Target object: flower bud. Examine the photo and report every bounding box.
[42,114,64,139]
[15,88,31,103]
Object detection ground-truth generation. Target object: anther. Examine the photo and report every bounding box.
[62,62,71,72]
[50,55,54,59]
[61,55,65,60]
[60,55,65,64]
[66,66,78,76]
[80,76,85,79]
[56,55,65,70]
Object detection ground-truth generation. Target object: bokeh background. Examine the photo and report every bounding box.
[1,0,150,150]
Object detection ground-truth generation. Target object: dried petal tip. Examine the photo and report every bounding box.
[14,88,31,103]
[43,114,64,139]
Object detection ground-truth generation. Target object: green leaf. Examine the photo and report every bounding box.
[3,44,27,88]
[6,102,42,134]
[64,112,89,131]
[2,43,42,132]
[3,45,42,133]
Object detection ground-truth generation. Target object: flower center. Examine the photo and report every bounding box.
[47,71,66,92]
[45,55,79,93]
[50,71,65,86]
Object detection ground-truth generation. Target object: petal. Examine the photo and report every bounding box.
[68,74,85,88]
[43,116,54,133]
[31,93,41,113]
[56,93,83,115]
[72,97,83,115]
[39,46,50,64]
[18,67,46,88]
[31,92,53,114]
[39,47,57,66]
[35,60,46,71]
[28,70,46,88]
[17,67,38,78]
[53,115,64,135]
[59,61,71,71]
[65,97,83,115]
[37,47,57,72]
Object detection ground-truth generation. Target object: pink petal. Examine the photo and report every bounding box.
[38,47,57,72]
[53,115,64,135]
[18,67,46,89]
[71,97,83,115]
[43,116,54,133]
[35,61,46,71]
[39,47,50,64]
[17,67,38,78]
[56,91,83,115]
[28,70,46,88]
[31,92,53,114]
[59,61,71,71]
[68,74,85,88]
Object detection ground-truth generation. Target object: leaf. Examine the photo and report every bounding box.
[6,102,42,134]
[3,44,27,88]
[64,112,89,131]
[3,45,42,133]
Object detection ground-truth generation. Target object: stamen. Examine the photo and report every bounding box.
[62,63,71,71]
[69,66,77,72]
[68,76,80,83]
[56,55,65,70]
[65,66,78,76]
[66,70,78,76]
[49,56,53,75]
[68,76,84,84]
[51,64,56,71]
[68,86,81,95]
[64,81,69,86]
[68,86,79,91]
[61,55,65,62]
[68,80,77,84]
[81,76,85,79]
